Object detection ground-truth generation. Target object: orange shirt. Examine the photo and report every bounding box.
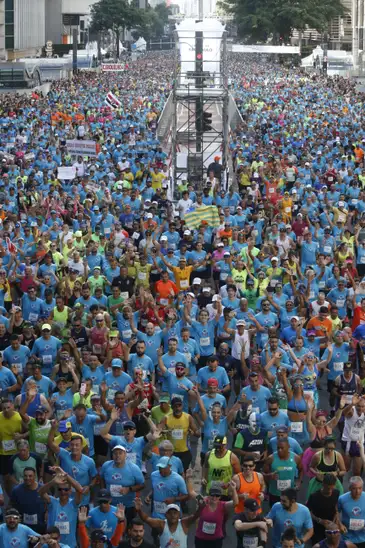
[306,316,333,338]
[155,279,178,304]
[352,305,365,331]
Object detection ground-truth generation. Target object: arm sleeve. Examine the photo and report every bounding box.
[78,523,90,548]
[110,521,126,547]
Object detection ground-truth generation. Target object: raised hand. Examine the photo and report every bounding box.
[78,506,88,523]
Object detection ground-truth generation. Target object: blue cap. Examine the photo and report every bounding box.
[35,405,47,414]
[111,358,123,368]
[156,456,172,469]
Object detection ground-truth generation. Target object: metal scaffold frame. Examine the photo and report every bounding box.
[171,28,229,189]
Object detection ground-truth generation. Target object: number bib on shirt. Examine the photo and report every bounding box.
[55,521,70,534]
[154,501,167,514]
[2,439,15,451]
[350,519,365,531]
[171,429,184,440]
[290,422,303,433]
[24,514,37,525]
[202,522,216,534]
[277,479,291,491]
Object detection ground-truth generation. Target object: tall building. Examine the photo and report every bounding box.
[352,0,365,69]
[46,0,98,45]
[2,0,46,60]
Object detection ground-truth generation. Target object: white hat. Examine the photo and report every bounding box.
[292,189,297,194]
[160,236,168,241]
[338,201,345,207]
[236,320,246,326]
[212,295,220,302]
[217,242,224,247]
[192,278,201,285]
[184,230,191,236]
[202,287,211,292]
[112,445,126,452]
[305,162,310,166]
[146,213,153,219]
[271,257,279,262]
[166,504,180,512]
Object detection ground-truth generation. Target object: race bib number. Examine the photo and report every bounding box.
[220,273,228,280]
[122,330,132,339]
[180,280,189,289]
[35,442,47,454]
[126,453,137,463]
[242,537,258,548]
[92,344,102,354]
[29,313,38,322]
[200,337,210,347]
[336,299,345,308]
[55,522,70,534]
[351,427,363,439]
[350,519,365,531]
[290,422,303,433]
[154,501,167,514]
[43,354,53,364]
[285,207,291,213]
[324,246,331,253]
[171,429,183,440]
[2,439,15,451]
[24,514,37,525]
[13,363,22,373]
[138,272,147,281]
[120,292,129,300]
[361,256,365,264]
[160,298,169,306]
[202,522,216,535]
[304,390,314,400]
[110,484,121,497]
[333,362,344,372]
[277,479,291,491]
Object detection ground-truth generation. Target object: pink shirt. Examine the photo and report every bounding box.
[195,500,227,540]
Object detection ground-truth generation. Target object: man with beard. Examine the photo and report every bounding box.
[0,507,40,545]
[119,518,154,548]
[19,393,52,461]
[126,341,155,384]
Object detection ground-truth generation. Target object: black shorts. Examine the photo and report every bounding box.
[94,435,109,457]
[174,450,192,471]
[341,440,364,457]
[0,454,12,476]
[327,379,335,394]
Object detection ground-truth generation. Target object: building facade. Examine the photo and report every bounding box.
[2,0,45,60]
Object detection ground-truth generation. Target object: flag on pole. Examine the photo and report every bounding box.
[184,205,220,230]
[105,92,121,109]
[6,237,17,254]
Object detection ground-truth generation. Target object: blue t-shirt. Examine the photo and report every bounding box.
[191,319,218,356]
[86,506,118,540]
[151,470,188,518]
[3,345,30,376]
[241,385,272,413]
[266,502,313,548]
[338,492,365,544]
[162,371,193,412]
[127,353,154,380]
[31,336,62,375]
[47,496,78,548]
[260,410,291,436]
[0,523,40,546]
[58,447,97,505]
[197,366,230,391]
[100,460,144,507]
[109,435,146,468]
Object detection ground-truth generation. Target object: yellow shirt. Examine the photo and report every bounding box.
[166,413,190,452]
[0,411,22,455]
[151,171,164,190]
[171,265,194,291]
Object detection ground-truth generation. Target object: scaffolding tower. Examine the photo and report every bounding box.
[172,26,229,188]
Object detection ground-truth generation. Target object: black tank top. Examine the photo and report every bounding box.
[317,450,338,474]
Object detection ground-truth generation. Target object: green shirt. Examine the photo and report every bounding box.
[10,453,41,482]
[28,418,52,458]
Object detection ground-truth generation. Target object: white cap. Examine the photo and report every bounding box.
[305,162,310,166]
[292,189,297,193]
[192,278,201,285]
[212,295,220,302]
[291,316,299,321]
[236,320,246,326]
[146,213,153,219]
[271,256,279,262]
[184,230,191,236]
[237,206,242,210]
[217,242,224,247]
[202,287,211,292]
[338,201,345,207]
[112,445,126,452]
[160,235,168,241]
[166,504,180,512]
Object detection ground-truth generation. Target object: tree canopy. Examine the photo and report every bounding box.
[218,0,346,42]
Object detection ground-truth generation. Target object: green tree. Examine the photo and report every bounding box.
[132,4,171,41]
[219,0,346,43]
[90,0,143,56]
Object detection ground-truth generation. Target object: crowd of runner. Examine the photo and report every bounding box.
[0,51,363,548]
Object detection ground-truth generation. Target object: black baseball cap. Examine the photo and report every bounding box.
[245,498,259,512]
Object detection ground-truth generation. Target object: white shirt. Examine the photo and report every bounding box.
[232,331,250,360]
[73,162,85,177]
[177,198,193,219]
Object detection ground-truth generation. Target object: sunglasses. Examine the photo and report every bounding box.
[243,464,255,468]
[326,531,340,535]
[58,488,70,492]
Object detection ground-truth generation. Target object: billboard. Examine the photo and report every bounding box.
[176,18,225,85]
